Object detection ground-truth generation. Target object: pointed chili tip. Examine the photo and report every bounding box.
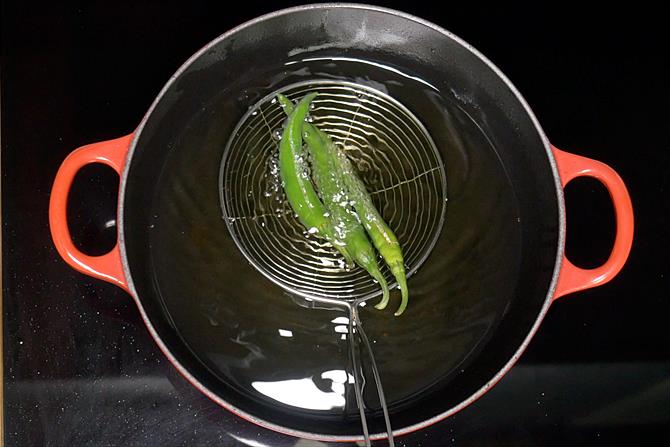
[392,277,409,316]
[372,271,390,310]
[341,251,354,267]
[276,93,292,110]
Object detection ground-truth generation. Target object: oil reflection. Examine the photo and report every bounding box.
[331,316,349,338]
[251,369,354,411]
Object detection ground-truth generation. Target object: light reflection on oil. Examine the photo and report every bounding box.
[251,369,354,411]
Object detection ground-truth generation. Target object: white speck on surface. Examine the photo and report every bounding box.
[334,325,348,334]
[331,316,349,324]
[278,329,293,337]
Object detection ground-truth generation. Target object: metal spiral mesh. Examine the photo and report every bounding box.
[219,80,446,302]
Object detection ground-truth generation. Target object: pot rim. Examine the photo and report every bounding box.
[117,2,566,442]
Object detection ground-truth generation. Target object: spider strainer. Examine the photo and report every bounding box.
[219,80,447,302]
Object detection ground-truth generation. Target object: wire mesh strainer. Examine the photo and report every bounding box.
[219,80,446,302]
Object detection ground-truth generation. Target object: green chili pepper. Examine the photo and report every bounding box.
[334,148,409,315]
[278,94,390,306]
[278,93,352,264]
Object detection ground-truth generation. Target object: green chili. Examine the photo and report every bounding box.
[278,93,352,264]
[334,148,409,315]
[278,94,390,305]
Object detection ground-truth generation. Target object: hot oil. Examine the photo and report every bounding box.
[146,55,522,428]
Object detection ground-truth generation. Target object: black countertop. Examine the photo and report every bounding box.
[3,2,669,446]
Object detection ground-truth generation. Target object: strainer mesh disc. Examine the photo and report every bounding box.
[220,80,446,302]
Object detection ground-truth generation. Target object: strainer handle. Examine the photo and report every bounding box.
[552,146,634,299]
[49,134,133,292]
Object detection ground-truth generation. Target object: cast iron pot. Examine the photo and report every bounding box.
[49,3,634,442]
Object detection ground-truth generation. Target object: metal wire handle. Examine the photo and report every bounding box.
[348,304,395,447]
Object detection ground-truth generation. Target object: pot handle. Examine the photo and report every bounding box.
[552,146,634,299]
[49,134,133,292]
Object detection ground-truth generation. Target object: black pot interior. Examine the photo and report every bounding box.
[122,5,560,437]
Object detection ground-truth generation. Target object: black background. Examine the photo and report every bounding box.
[3,1,669,446]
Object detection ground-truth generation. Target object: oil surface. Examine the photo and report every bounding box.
[145,56,522,424]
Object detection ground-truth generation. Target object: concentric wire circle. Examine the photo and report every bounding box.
[219,80,446,302]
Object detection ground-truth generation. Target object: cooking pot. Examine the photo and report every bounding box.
[49,3,634,442]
